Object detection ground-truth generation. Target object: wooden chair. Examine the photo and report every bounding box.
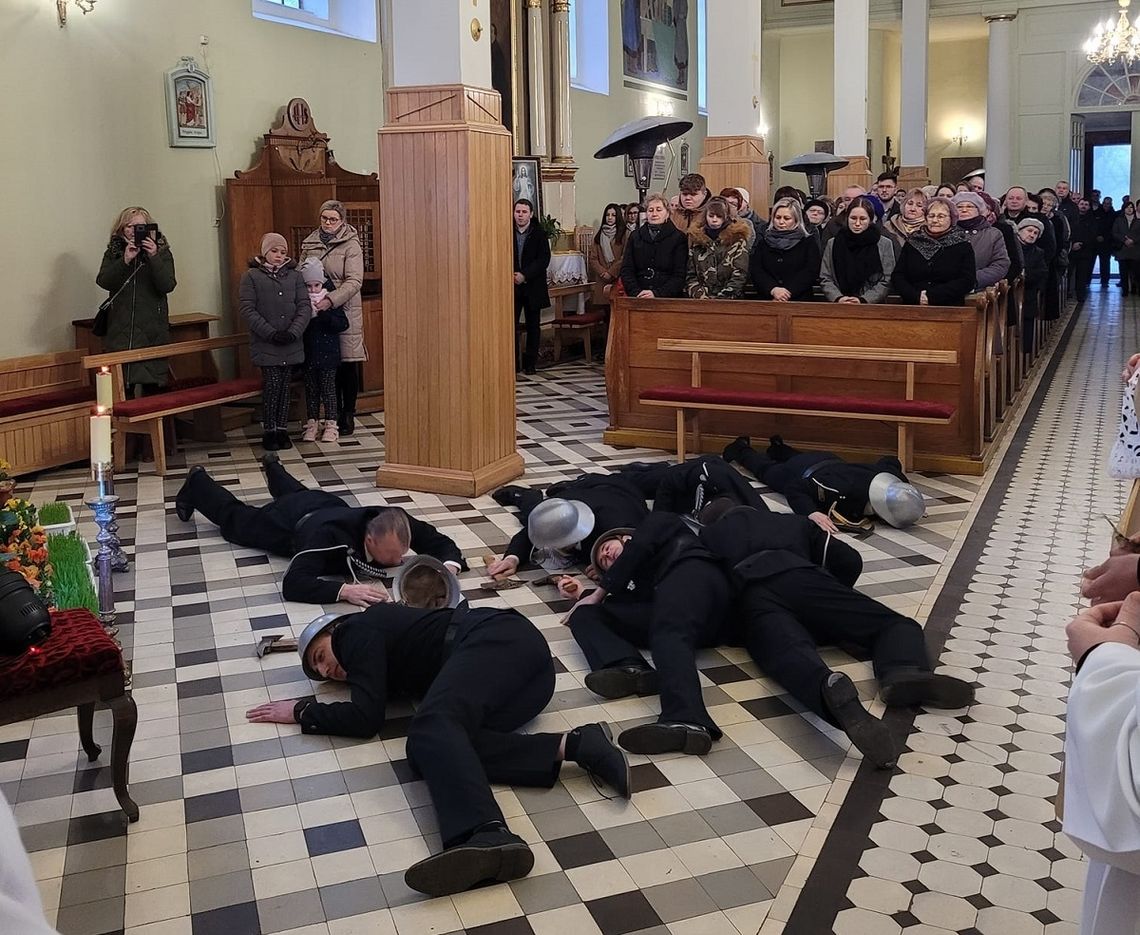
[550,283,604,362]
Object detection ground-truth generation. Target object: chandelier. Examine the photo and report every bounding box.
[1085,0,1140,65]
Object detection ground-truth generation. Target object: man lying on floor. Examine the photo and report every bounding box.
[616,454,770,516]
[244,558,630,897]
[175,454,467,605]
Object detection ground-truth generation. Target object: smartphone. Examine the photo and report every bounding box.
[132,223,159,246]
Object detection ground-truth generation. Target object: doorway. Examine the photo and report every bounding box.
[1078,112,1132,282]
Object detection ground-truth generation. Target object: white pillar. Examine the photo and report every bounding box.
[550,0,573,160]
[899,0,929,167]
[834,0,869,157]
[389,0,491,87]
[527,0,549,157]
[984,13,1017,195]
[706,0,762,137]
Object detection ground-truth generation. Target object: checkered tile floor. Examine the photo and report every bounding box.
[9,301,1094,935]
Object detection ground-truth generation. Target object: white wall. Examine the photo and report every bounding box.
[925,38,988,182]
[2,0,384,357]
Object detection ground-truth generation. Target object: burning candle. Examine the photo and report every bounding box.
[95,367,113,411]
[90,406,112,466]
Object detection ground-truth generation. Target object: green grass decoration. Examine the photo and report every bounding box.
[38,502,72,526]
[47,533,98,614]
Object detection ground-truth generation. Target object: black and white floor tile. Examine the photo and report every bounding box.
[5,293,1104,935]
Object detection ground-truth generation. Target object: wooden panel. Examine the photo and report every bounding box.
[698,135,772,220]
[826,155,874,198]
[0,350,85,402]
[604,296,986,469]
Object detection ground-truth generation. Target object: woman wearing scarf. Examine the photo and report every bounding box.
[301,200,365,436]
[590,203,628,308]
[891,197,977,307]
[883,189,928,254]
[951,191,1010,290]
[820,196,896,304]
[685,198,750,299]
[751,198,821,302]
[619,193,688,298]
[1112,201,1140,296]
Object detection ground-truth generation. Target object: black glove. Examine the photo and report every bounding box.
[271,330,293,345]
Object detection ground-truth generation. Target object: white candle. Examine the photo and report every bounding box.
[95,367,113,411]
[90,407,112,465]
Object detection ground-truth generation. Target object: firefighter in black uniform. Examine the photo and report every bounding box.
[723,435,923,533]
[488,474,649,577]
[561,511,734,756]
[245,599,630,897]
[616,455,770,515]
[698,500,974,769]
[175,454,467,605]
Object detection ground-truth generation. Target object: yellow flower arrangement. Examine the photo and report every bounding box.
[0,497,53,600]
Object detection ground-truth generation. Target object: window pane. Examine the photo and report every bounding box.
[1092,144,1131,203]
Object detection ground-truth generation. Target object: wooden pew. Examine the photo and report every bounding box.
[604,294,990,475]
[83,336,260,476]
[0,350,94,475]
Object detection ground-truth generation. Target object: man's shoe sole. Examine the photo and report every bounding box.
[881,672,975,710]
[403,841,534,897]
[618,723,713,756]
[822,675,897,769]
[585,668,659,699]
[175,466,205,522]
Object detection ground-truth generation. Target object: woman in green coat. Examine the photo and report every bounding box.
[96,206,177,389]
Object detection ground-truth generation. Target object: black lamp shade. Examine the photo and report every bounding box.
[0,568,52,656]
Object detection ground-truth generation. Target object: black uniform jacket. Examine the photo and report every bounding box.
[284,507,467,604]
[774,453,906,520]
[652,456,768,514]
[514,224,552,308]
[505,474,650,566]
[599,512,719,599]
[699,506,861,589]
[298,605,453,737]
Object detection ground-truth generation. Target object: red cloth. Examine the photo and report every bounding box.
[0,609,122,702]
[114,377,261,418]
[640,386,956,420]
[0,388,93,420]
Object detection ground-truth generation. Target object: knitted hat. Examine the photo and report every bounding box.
[260,232,288,257]
[736,187,750,206]
[950,191,986,214]
[299,257,325,285]
[978,192,1000,217]
[1017,217,1045,236]
[804,198,831,220]
[319,200,346,220]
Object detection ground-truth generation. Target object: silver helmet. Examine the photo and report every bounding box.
[298,612,349,681]
[867,473,925,528]
[392,555,463,609]
[527,498,595,550]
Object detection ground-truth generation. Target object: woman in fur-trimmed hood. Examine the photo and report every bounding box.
[685,198,750,299]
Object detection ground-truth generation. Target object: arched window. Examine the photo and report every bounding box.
[571,0,609,95]
[1077,60,1140,107]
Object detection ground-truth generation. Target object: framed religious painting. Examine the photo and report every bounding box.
[512,157,542,219]
[621,0,689,97]
[165,57,216,148]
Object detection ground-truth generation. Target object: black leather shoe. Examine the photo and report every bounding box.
[584,665,659,699]
[275,430,293,451]
[339,412,356,436]
[722,436,751,464]
[491,485,528,507]
[175,466,205,522]
[880,668,975,710]
[523,367,537,376]
[571,722,631,798]
[619,721,713,756]
[260,451,280,469]
[821,672,897,769]
[261,431,279,452]
[404,823,533,897]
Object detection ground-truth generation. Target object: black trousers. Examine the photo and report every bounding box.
[1073,255,1096,298]
[1098,247,1113,285]
[515,294,542,370]
[335,361,362,423]
[737,443,832,495]
[405,612,560,846]
[569,558,730,736]
[182,462,345,556]
[619,457,767,514]
[734,567,929,724]
[1121,259,1135,296]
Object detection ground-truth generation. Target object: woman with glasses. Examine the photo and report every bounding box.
[301,200,365,437]
[891,197,977,307]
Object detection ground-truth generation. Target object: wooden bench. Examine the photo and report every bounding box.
[0,350,94,476]
[639,339,958,471]
[83,335,260,476]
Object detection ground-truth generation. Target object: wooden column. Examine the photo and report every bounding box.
[376,85,523,496]
[826,155,874,199]
[897,166,932,190]
[698,137,771,219]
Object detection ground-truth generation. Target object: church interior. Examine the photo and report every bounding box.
[3,0,1140,933]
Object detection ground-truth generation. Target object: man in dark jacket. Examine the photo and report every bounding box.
[488,473,650,576]
[617,455,769,515]
[1095,195,1118,287]
[175,455,467,605]
[697,500,974,769]
[1070,198,1100,300]
[246,602,629,896]
[513,198,551,375]
[723,436,921,532]
[562,511,734,755]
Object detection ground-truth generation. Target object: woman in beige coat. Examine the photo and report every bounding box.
[301,200,365,435]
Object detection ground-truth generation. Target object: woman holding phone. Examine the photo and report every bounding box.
[96,206,177,391]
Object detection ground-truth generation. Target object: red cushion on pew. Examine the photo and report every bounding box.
[0,609,123,702]
[0,388,94,420]
[639,386,956,420]
[114,377,262,418]
[553,313,606,326]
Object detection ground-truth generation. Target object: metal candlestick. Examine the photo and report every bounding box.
[91,461,129,572]
[84,491,119,626]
